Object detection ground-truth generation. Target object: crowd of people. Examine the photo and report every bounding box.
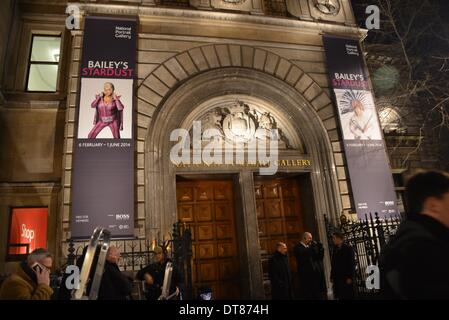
[267,170,449,300]
[0,170,448,300]
[0,243,182,301]
[268,230,355,300]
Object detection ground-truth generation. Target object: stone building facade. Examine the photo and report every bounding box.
[0,0,443,299]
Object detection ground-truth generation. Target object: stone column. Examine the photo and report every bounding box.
[237,170,265,299]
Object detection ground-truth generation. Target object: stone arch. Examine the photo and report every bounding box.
[137,44,342,216]
[137,45,344,266]
[144,66,340,218]
[136,45,342,225]
[135,43,346,297]
[137,44,340,212]
[141,66,343,298]
[136,44,336,133]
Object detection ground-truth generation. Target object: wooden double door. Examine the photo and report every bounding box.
[255,177,305,297]
[176,180,241,299]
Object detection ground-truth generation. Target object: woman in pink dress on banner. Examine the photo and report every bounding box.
[88,82,124,139]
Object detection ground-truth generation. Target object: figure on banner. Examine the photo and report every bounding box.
[349,99,375,140]
[88,82,124,139]
[337,90,382,140]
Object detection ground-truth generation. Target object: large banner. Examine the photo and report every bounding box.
[323,35,398,218]
[71,16,136,239]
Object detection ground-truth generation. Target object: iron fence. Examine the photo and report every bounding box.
[325,212,403,299]
[65,221,193,299]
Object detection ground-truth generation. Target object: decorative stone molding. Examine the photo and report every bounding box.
[76,3,363,36]
[312,0,340,15]
[286,0,356,25]
[285,0,313,21]
[0,182,61,195]
[141,0,158,5]
[195,99,293,149]
[190,0,264,15]
[142,67,343,298]
[137,44,334,133]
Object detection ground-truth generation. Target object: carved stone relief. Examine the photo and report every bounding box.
[286,0,355,25]
[189,0,264,15]
[192,100,293,149]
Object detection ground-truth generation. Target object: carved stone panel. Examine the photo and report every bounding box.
[286,0,356,25]
[312,0,341,15]
[190,0,264,15]
[285,0,313,20]
[194,99,293,149]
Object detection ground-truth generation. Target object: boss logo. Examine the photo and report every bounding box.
[116,214,130,220]
[21,224,35,241]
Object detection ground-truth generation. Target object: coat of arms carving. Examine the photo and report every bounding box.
[196,100,292,149]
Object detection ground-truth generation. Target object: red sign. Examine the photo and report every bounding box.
[9,208,48,254]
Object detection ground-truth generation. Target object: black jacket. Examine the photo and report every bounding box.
[268,251,293,300]
[136,259,182,300]
[294,242,326,299]
[97,261,133,300]
[380,214,449,299]
[330,243,355,300]
[294,244,315,277]
[330,243,355,281]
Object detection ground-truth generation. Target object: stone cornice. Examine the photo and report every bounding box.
[21,13,68,23]
[0,93,66,110]
[0,182,61,195]
[69,2,368,39]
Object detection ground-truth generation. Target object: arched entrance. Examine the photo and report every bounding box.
[144,66,342,298]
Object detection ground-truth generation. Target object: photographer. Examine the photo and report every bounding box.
[0,248,54,300]
[136,246,182,300]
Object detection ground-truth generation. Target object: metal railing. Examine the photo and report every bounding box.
[325,212,403,299]
[65,221,193,299]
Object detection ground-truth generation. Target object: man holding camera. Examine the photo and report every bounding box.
[0,248,53,300]
[136,246,182,300]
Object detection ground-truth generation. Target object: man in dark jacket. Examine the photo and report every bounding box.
[380,170,449,299]
[268,242,293,300]
[330,232,355,300]
[97,246,133,300]
[137,246,182,300]
[294,232,326,299]
[310,240,327,299]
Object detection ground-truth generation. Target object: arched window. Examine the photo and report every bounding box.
[378,107,403,134]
